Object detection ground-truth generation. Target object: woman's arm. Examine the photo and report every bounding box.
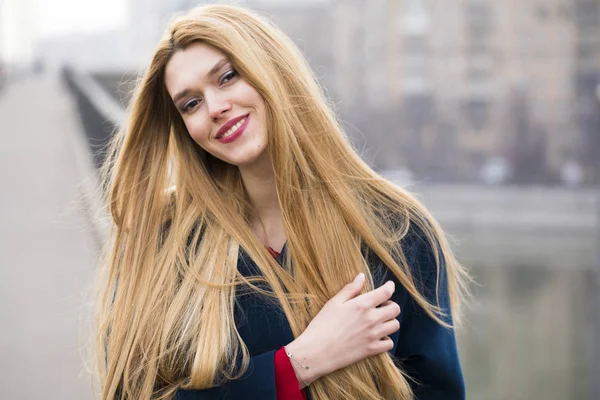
[176,275,399,399]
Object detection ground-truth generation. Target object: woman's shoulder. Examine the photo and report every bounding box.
[366,210,444,283]
[375,203,439,252]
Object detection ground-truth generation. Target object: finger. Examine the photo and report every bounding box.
[368,335,394,355]
[336,273,366,303]
[354,280,395,308]
[374,318,401,338]
[373,301,401,322]
[377,300,393,308]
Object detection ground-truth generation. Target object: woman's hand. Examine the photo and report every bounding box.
[284,273,401,387]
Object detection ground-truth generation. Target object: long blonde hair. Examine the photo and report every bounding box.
[94,4,470,399]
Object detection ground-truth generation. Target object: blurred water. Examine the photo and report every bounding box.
[412,185,599,398]
[454,232,597,400]
[463,264,595,400]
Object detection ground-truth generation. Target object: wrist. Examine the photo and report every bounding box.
[285,336,328,386]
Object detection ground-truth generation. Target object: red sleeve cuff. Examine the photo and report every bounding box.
[274,347,307,400]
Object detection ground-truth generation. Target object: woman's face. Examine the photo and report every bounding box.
[165,42,269,167]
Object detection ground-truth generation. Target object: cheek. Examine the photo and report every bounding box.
[250,93,267,126]
[185,118,211,144]
[239,82,265,110]
[253,92,266,111]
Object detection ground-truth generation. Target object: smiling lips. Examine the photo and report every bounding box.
[216,114,249,140]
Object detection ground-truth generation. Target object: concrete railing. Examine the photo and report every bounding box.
[413,184,599,233]
[62,67,126,169]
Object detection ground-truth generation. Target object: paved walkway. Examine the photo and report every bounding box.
[0,71,100,399]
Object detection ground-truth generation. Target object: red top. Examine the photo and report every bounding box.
[266,246,281,259]
[275,347,306,400]
[268,246,307,400]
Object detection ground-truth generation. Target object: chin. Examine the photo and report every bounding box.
[227,154,263,167]
[227,146,268,167]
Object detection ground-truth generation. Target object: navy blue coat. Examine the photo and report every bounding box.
[175,225,466,400]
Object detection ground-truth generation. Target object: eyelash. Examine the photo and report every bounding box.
[180,68,239,114]
[219,69,239,85]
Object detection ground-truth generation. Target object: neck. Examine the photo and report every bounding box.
[238,154,285,248]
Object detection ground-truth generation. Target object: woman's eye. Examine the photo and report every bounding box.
[219,69,239,85]
[182,99,201,114]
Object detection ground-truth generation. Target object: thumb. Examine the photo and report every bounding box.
[337,273,365,302]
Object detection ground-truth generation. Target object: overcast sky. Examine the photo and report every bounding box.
[32,0,129,38]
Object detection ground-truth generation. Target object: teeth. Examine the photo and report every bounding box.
[221,117,246,139]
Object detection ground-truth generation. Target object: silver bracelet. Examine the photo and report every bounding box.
[284,347,311,387]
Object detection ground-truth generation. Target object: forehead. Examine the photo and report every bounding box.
[164,42,228,97]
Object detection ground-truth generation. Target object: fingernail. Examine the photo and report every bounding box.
[354,273,365,284]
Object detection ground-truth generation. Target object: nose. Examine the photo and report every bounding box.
[205,91,232,122]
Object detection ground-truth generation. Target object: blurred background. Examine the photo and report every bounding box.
[1,0,599,399]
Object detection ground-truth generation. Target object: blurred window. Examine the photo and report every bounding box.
[467,54,494,80]
[404,36,428,55]
[536,5,549,20]
[463,98,490,131]
[559,4,571,19]
[574,1,599,30]
[577,42,595,58]
[402,36,430,94]
[469,151,485,169]
[465,1,492,39]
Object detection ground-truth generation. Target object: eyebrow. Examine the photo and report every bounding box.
[172,58,230,105]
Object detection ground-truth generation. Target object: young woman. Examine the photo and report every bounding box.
[94,4,470,400]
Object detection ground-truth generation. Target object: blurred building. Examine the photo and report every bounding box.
[246,0,334,84]
[329,0,600,183]
[443,0,578,183]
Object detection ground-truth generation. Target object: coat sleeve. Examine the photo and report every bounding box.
[174,350,279,400]
[381,226,466,400]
